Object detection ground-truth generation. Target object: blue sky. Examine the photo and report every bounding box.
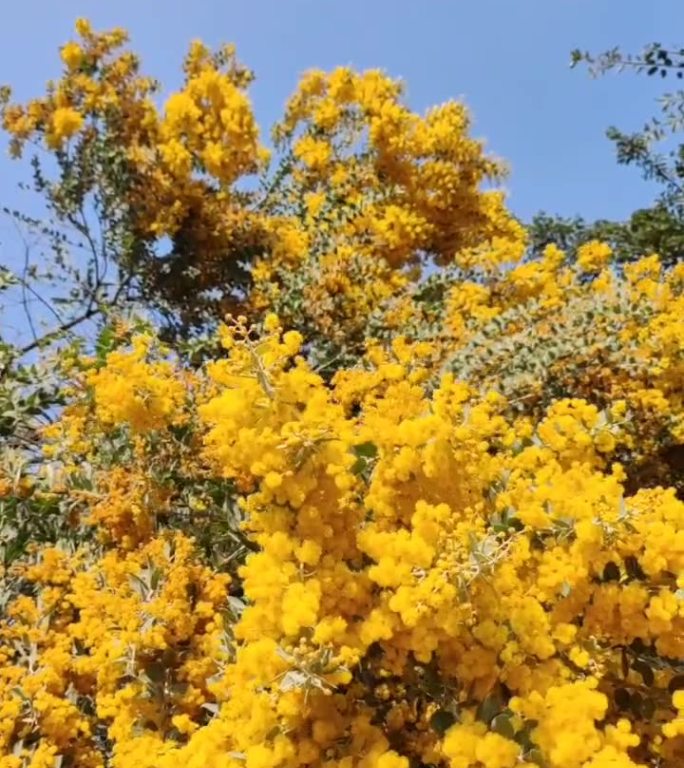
[0,1,683,223]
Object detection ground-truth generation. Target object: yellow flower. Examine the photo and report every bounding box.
[60,41,84,69]
[50,106,83,145]
[74,17,92,37]
[293,134,332,170]
[577,240,612,272]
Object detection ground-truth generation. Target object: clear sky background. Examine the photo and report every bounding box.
[1,1,683,223]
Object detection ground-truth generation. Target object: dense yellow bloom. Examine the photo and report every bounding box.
[251,64,526,354]
[18,311,674,767]
[87,335,188,433]
[1,17,684,768]
[60,41,84,69]
[577,240,613,272]
[293,134,332,170]
[49,106,84,146]
[0,20,269,329]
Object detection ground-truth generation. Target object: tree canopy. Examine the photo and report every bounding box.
[0,20,683,768]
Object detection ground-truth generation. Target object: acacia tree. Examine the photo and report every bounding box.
[0,20,683,768]
[0,20,521,362]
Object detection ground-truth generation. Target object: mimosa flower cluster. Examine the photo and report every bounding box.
[0,18,683,768]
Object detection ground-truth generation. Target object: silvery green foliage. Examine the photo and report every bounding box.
[441,285,657,410]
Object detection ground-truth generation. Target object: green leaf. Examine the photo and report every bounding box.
[144,661,166,685]
[430,709,457,735]
[353,442,378,459]
[351,458,367,476]
[514,723,537,752]
[526,747,547,767]
[476,693,502,725]
[630,692,644,718]
[632,659,654,687]
[95,325,116,365]
[491,713,515,740]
